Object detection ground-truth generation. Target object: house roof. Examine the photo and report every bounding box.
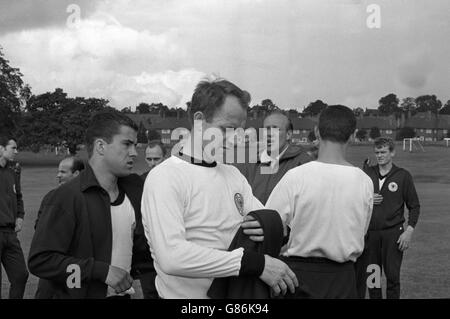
[405,116,449,129]
[127,114,191,130]
[356,117,397,130]
[291,118,317,130]
[150,118,191,130]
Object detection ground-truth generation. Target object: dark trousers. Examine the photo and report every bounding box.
[355,226,404,299]
[139,270,159,299]
[0,230,29,299]
[281,256,357,299]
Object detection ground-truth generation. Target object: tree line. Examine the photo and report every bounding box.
[2,47,450,154]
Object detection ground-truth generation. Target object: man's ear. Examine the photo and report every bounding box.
[94,138,107,156]
[192,111,206,133]
[73,170,80,177]
[314,126,320,141]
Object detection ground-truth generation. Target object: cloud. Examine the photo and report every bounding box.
[397,50,434,90]
[0,0,99,35]
[0,15,204,109]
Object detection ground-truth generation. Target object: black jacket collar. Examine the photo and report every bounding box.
[80,164,103,192]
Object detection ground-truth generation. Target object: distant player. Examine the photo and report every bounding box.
[0,135,29,299]
[266,105,374,298]
[356,137,420,299]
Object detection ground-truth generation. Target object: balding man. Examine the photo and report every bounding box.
[141,141,166,181]
[34,157,85,298]
[236,111,312,205]
[56,157,85,185]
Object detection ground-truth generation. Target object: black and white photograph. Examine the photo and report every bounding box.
[0,0,449,310]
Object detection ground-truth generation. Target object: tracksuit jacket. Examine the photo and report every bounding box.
[363,164,420,230]
[28,164,152,298]
[236,145,312,205]
[0,161,25,228]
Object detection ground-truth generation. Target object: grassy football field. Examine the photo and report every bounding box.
[2,143,449,298]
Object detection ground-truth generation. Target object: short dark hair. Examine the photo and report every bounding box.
[264,111,293,131]
[0,134,16,147]
[85,111,138,157]
[318,105,356,143]
[147,140,166,157]
[374,137,395,151]
[188,78,251,122]
[71,157,85,173]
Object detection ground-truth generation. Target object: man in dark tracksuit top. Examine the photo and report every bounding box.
[34,157,85,299]
[356,137,420,299]
[0,135,29,299]
[28,112,152,298]
[236,111,312,205]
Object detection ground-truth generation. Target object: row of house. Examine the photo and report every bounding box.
[127,112,450,145]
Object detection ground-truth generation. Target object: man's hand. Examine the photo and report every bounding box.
[397,226,414,251]
[260,255,299,297]
[105,265,133,294]
[15,218,23,233]
[242,215,264,242]
[373,193,383,205]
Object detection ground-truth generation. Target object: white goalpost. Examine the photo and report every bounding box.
[403,137,425,152]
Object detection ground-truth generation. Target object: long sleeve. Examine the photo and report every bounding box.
[404,172,420,228]
[28,199,109,285]
[141,168,260,279]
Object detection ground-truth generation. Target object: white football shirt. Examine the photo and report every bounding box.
[141,155,263,299]
[266,161,374,263]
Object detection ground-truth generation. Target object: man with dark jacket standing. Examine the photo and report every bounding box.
[28,111,152,299]
[356,137,420,299]
[236,111,312,205]
[0,135,29,299]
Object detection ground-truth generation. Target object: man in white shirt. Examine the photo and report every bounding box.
[142,78,298,299]
[266,105,374,298]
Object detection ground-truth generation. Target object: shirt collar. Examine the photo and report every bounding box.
[260,145,289,166]
[80,164,103,192]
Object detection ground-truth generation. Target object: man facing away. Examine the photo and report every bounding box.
[266,105,374,298]
[34,156,85,298]
[236,111,312,205]
[0,135,29,299]
[356,137,420,299]
[28,111,151,298]
[141,78,298,299]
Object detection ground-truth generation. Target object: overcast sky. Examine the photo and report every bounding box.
[1,0,449,110]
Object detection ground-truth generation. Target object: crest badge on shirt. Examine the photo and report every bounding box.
[388,182,398,192]
[234,193,244,216]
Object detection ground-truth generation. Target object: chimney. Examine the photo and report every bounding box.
[401,112,406,128]
[177,108,181,120]
[427,110,432,120]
